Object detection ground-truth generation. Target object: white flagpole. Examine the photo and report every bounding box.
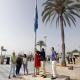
[34,0,37,76]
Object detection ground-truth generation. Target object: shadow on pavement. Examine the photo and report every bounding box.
[45,74,70,79]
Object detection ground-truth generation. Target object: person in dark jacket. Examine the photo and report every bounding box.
[40,48,46,78]
[72,55,76,64]
[16,54,23,75]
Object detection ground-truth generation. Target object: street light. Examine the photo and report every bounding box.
[44,36,47,46]
[1,46,7,64]
[44,36,47,53]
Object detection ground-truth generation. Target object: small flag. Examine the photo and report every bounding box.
[34,4,38,32]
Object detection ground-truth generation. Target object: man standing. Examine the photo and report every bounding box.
[16,54,23,75]
[51,47,57,79]
[40,48,46,78]
[8,52,16,79]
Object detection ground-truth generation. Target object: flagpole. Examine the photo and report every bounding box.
[35,0,37,50]
[33,0,38,76]
[35,31,37,50]
[34,28,36,77]
[34,0,37,50]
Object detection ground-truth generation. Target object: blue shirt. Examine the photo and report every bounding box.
[51,51,57,61]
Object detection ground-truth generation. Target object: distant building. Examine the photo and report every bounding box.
[67,50,80,58]
[72,52,80,57]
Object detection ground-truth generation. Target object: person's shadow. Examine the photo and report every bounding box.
[46,74,71,80]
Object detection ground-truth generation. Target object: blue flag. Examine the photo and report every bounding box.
[34,4,38,32]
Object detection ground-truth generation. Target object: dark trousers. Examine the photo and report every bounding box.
[16,65,21,75]
[73,58,75,64]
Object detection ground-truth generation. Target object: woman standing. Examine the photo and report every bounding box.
[23,54,28,75]
[34,49,41,75]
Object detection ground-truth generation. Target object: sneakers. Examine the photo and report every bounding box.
[41,75,47,78]
[8,75,16,79]
[51,76,57,79]
[13,75,16,77]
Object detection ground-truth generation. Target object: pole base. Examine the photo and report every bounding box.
[61,60,66,66]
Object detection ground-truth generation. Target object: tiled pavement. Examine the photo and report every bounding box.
[0,65,24,80]
[0,63,68,80]
[0,62,80,80]
[0,65,10,80]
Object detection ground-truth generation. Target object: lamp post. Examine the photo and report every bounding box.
[44,36,47,51]
[0,46,7,64]
[1,46,3,64]
[44,36,47,45]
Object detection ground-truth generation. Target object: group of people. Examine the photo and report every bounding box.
[34,48,46,77]
[8,47,58,79]
[67,54,76,64]
[8,52,28,79]
[34,47,57,79]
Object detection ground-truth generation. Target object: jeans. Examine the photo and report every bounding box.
[23,63,28,74]
[9,63,16,76]
[16,64,21,75]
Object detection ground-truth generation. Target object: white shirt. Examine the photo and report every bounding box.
[23,57,27,64]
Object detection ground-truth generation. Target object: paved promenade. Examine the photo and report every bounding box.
[22,64,80,80]
[0,62,80,80]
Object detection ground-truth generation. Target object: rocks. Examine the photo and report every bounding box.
[68,66,73,70]
[65,76,70,80]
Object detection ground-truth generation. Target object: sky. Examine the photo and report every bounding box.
[0,0,80,55]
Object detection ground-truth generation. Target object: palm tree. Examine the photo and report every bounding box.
[77,0,80,2]
[36,40,46,51]
[42,0,80,66]
[72,49,79,53]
